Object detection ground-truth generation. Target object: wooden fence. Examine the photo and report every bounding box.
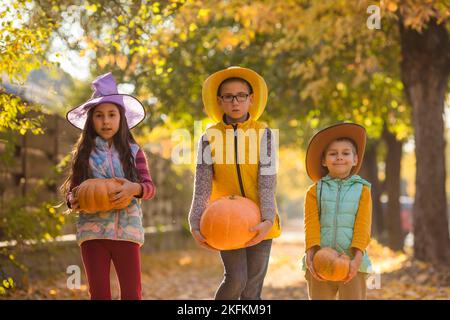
[0,112,194,238]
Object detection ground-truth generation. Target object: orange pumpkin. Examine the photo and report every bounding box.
[74,178,132,213]
[313,247,350,281]
[200,195,261,250]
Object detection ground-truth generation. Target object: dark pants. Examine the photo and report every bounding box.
[215,239,272,300]
[81,239,142,300]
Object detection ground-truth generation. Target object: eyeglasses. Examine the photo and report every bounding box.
[219,93,250,103]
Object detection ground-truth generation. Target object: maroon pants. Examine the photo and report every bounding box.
[80,239,142,300]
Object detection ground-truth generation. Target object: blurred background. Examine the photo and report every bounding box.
[0,0,449,299]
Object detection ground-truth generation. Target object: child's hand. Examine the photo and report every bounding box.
[245,220,273,247]
[344,248,363,284]
[191,229,218,252]
[109,177,141,206]
[68,190,80,211]
[306,246,324,281]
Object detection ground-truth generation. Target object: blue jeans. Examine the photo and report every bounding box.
[215,239,272,300]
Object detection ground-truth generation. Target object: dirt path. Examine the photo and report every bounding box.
[122,220,308,299]
[6,219,450,299]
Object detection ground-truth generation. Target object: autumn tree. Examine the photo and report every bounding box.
[0,0,64,295]
[36,0,449,262]
[160,0,450,262]
[395,0,450,264]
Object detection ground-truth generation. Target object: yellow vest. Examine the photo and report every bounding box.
[205,117,281,240]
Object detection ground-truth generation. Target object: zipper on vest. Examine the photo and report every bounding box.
[333,182,342,249]
[232,124,246,197]
[108,146,120,239]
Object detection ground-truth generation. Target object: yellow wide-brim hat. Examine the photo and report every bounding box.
[202,66,268,123]
[305,123,367,182]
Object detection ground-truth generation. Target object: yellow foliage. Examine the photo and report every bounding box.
[85,3,98,13]
[368,239,409,273]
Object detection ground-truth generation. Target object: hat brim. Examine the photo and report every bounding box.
[202,67,268,123]
[305,123,367,182]
[66,94,145,130]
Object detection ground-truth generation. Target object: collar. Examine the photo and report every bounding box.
[221,112,252,129]
[321,174,369,186]
[95,136,115,152]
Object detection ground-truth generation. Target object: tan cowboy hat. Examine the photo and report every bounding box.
[202,66,268,123]
[305,123,367,182]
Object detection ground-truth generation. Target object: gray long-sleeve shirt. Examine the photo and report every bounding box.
[188,128,277,231]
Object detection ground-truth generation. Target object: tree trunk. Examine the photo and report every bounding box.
[359,140,384,241]
[382,126,404,251]
[21,134,27,198]
[400,19,450,264]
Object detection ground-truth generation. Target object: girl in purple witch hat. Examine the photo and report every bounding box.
[61,72,156,300]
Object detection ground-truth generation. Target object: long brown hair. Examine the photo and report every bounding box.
[61,103,139,194]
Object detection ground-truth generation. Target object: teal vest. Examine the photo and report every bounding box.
[302,175,373,274]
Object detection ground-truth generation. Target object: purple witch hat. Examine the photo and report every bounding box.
[66,72,145,130]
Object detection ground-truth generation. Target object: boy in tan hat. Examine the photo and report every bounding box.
[302,123,373,300]
[188,66,281,299]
